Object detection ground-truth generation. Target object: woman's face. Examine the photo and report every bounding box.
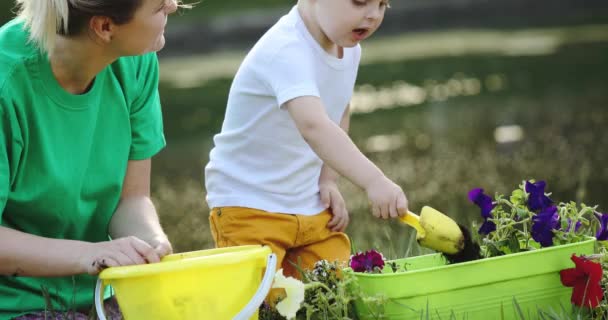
[111,0,178,55]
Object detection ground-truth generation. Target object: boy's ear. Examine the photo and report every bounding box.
[89,16,115,43]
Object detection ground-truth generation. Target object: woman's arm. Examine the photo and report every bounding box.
[108,159,172,256]
[0,226,92,277]
[0,226,159,277]
[0,160,170,277]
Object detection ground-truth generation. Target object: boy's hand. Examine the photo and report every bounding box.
[320,181,350,232]
[365,175,409,219]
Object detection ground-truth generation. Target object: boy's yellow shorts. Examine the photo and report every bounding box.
[209,206,351,279]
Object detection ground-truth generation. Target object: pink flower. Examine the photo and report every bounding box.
[350,250,385,273]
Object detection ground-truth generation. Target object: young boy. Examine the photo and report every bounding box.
[204,0,406,278]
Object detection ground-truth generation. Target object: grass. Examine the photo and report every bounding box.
[1,12,606,317]
[176,0,291,19]
[158,24,608,88]
[153,35,608,254]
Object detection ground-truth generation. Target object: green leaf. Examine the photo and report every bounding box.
[508,233,521,253]
[510,189,525,205]
[516,207,529,219]
[485,241,504,257]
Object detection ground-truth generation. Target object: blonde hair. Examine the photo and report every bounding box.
[16,0,192,55]
[16,0,69,54]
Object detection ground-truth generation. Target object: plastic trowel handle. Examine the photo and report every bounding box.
[398,206,464,255]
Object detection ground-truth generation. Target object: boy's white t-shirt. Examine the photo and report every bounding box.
[205,6,361,215]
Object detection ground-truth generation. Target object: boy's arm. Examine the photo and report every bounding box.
[286,96,407,219]
[287,97,381,189]
[319,104,351,184]
[319,104,350,231]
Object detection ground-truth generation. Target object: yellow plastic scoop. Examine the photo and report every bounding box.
[400,206,465,255]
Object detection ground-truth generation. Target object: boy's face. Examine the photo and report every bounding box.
[313,0,388,48]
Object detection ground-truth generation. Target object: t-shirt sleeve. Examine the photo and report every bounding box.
[0,96,23,218]
[128,53,166,160]
[0,100,11,215]
[261,45,321,108]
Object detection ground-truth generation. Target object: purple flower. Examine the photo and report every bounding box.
[525,181,553,211]
[350,250,385,273]
[468,188,495,219]
[567,218,582,233]
[468,188,497,235]
[595,213,608,241]
[532,205,560,247]
[478,219,497,235]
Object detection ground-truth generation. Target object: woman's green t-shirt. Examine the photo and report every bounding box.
[0,19,166,318]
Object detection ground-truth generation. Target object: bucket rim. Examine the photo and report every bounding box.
[345,236,596,278]
[99,245,271,280]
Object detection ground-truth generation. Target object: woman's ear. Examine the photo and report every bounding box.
[88,16,115,43]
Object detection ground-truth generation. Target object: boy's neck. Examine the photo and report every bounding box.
[297,3,344,59]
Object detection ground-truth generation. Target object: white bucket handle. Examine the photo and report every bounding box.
[95,253,277,320]
[94,277,108,320]
[233,253,277,320]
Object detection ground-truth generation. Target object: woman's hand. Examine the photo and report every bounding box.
[151,237,173,257]
[81,236,163,275]
[320,180,350,232]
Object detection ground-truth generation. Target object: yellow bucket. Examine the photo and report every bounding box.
[94,245,276,320]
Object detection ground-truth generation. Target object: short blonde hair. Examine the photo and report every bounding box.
[16,0,69,54]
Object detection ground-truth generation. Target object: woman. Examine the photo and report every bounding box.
[0,0,182,318]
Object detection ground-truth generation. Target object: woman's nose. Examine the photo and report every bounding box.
[166,0,178,14]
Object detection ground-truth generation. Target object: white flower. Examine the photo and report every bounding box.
[272,269,305,320]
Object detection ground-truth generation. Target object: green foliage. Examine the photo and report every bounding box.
[477,181,598,259]
[178,0,292,19]
[260,260,388,320]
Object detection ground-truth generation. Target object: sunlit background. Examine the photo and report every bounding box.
[2,0,608,258]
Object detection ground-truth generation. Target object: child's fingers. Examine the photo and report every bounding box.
[330,191,344,214]
[329,220,339,232]
[327,197,340,231]
[332,220,343,232]
[371,204,381,218]
[337,212,349,232]
[396,193,408,216]
[330,212,348,232]
[380,204,389,220]
[327,214,339,229]
[389,196,398,218]
[332,204,348,232]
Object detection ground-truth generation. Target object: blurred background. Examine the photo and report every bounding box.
[2,0,608,258]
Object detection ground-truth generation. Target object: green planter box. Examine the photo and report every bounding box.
[350,238,596,320]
